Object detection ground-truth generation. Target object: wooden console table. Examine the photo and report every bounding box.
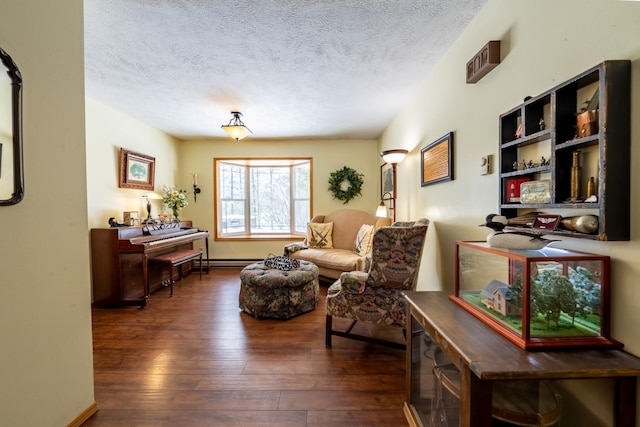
[403,291,640,427]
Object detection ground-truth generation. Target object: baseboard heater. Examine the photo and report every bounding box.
[197,259,262,268]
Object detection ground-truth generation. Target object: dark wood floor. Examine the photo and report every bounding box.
[85,268,409,426]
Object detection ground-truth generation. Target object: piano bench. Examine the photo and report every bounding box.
[151,249,203,296]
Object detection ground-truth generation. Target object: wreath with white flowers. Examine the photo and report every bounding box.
[328,166,364,204]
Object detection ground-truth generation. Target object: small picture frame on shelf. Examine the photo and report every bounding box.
[123,211,139,226]
[504,177,530,203]
[520,180,551,204]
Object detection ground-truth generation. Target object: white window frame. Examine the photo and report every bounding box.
[214,157,312,240]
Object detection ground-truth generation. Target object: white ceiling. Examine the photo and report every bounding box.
[84,0,487,140]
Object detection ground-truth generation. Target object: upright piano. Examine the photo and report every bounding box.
[90,220,209,307]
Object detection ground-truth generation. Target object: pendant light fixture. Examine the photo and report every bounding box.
[221,111,252,141]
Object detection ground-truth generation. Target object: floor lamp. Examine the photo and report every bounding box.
[377,149,408,222]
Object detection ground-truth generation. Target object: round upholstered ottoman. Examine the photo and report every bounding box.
[239,260,319,319]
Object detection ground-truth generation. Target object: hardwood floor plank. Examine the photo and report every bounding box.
[94,373,203,391]
[94,390,281,411]
[242,358,405,375]
[85,409,308,427]
[306,410,407,427]
[85,268,408,426]
[278,390,406,411]
[195,373,405,391]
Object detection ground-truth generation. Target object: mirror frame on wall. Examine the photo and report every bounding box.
[0,46,24,206]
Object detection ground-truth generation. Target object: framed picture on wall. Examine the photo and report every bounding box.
[118,148,155,190]
[381,162,394,199]
[421,132,453,186]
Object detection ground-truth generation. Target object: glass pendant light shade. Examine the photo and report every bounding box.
[222,125,251,141]
[221,111,252,141]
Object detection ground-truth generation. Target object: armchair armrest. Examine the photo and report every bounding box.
[283,242,307,256]
[338,271,368,294]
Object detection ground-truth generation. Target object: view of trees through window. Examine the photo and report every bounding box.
[215,158,311,237]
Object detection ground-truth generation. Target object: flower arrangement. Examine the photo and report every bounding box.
[162,186,189,214]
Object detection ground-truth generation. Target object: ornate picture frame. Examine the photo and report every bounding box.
[421,132,454,187]
[119,148,155,190]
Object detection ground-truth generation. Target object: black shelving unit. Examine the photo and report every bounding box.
[498,60,630,241]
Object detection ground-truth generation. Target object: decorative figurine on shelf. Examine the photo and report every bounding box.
[569,151,582,201]
[515,123,524,139]
[540,156,549,167]
[108,217,126,228]
[560,215,599,234]
[480,214,559,250]
[521,159,527,170]
[539,118,546,130]
[513,161,518,171]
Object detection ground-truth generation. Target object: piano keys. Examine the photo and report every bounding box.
[90,221,209,307]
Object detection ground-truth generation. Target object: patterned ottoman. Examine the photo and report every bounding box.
[239,260,319,319]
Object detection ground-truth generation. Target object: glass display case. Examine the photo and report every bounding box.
[451,241,620,350]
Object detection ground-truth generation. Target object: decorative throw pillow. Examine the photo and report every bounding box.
[353,224,374,255]
[307,222,334,248]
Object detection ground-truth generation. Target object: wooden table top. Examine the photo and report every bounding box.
[403,291,640,380]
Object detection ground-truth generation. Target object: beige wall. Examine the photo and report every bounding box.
[379,0,640,425]
[0,1,95,426]
[179,138,379,259]
[85,98,180,229]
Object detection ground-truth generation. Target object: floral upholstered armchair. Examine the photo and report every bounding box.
[325,218,429,349]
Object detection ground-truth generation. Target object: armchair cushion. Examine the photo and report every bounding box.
[326,280,409,326]
[353,224,374,255]
[367,219,429,290]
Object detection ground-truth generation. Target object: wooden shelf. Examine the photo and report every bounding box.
[498,60,630,241]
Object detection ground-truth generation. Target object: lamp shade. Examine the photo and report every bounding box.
[143,192,163,200]
[380,149,408,164]
[221,111,252,141]
[222,125,251,141]
[376,203,388,218]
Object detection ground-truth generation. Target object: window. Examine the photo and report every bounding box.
[215,158,312,239]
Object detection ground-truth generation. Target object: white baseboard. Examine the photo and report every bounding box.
[198,259,261,268]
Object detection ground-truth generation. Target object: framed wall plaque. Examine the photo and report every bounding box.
[421,132,453,187]
[119,148,155,190]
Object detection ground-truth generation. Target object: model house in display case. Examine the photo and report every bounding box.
[451,241,620,350]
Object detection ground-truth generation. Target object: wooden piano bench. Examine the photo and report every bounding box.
[151,249,203,296]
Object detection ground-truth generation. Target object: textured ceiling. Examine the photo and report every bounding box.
[84,0,487,140]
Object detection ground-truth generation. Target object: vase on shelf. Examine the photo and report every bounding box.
[570,151,581,201]
[172,206,180,221]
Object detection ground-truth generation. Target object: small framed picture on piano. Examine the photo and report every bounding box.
[119,148,155,190]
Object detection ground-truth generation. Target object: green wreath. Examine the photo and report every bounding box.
[328,166,364,204]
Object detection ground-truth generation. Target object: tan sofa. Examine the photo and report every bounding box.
[284,209,391,280]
